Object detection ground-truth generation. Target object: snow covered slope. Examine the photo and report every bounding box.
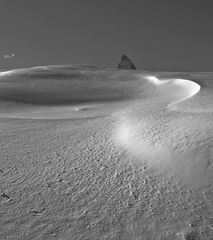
[0,65,212,239]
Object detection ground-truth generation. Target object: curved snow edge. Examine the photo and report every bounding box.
[145,75,201,108]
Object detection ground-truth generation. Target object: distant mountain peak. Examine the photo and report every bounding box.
[118,54,136,70]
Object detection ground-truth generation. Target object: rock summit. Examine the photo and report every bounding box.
[118,54,136,70]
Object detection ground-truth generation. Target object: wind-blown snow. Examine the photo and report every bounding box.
[114,75,201,155]
[114,115,171,167]
[145,75,201,106]
[0,66,212,240]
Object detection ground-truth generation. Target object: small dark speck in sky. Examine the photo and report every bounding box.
[1,0,213,71]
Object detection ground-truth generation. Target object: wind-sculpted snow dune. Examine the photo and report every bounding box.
[0,65,213,239]
[113,73,213,190]
[0,65,205,119]
[145,75,201,107]
[0,66,151,119]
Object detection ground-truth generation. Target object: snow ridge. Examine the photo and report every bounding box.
[145,75,201,108]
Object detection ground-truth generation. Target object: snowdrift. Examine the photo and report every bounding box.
[0,65,204,119]
[0,65,212,239]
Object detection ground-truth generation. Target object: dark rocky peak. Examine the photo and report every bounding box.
[118,54,136,70]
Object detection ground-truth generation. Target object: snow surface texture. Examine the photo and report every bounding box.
[114,75,201,170]
[0,66,212,239]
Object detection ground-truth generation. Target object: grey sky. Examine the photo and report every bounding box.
[1,0,213,71]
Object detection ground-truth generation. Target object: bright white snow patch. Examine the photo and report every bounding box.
[115,119,132,146]
[0,70,16,76]
[145,76,168,85]
[171,78,201,101]
[114,116,171,164]
[114,75,201,164]
[0,68,28,76]
[0,66,50,77]
[145,75,201,108]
